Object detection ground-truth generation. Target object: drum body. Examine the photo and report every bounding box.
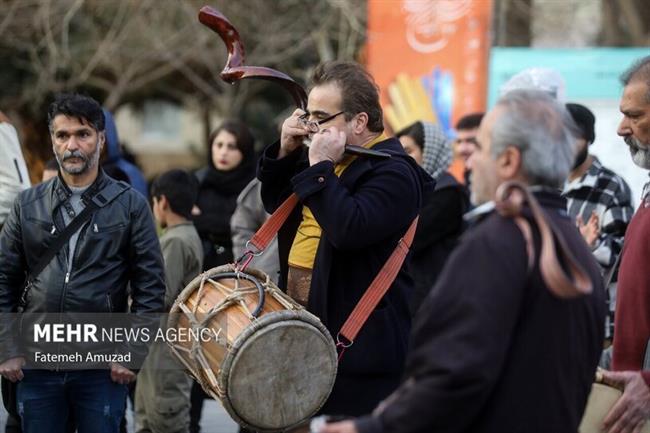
[168,265,337,432]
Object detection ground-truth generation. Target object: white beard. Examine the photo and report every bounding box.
[626,136,650,169]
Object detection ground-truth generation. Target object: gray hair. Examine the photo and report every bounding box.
[620,56,650,103]
[491,89,578,188]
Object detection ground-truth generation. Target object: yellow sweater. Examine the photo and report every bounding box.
[288,134,386,270]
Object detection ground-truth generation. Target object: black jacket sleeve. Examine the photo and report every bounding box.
[257,141,306,214]
[125,195,165,366]
[0,197,26,362]
[128,196,165,315]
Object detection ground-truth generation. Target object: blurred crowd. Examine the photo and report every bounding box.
[1,55,650,433]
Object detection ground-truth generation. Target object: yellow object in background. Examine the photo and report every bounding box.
[385,73,439,133]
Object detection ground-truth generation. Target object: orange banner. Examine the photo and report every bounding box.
[367,0,492,135]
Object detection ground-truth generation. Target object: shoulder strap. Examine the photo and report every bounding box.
[234,193,419,362]
[28,181,129,280]
[336,217,419,360]
[29,203,97,280]
[232,193,299,270]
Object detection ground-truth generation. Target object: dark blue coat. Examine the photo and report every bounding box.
[258,137,432,415]
[102,109,148,197]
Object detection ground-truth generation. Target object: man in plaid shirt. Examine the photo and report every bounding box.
[563,103,633,268]
[562,103,633,338]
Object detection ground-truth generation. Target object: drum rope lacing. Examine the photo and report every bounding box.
[167,266,302,399]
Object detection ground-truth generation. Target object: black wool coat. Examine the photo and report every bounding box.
[194,165,254,270]
[408,171,469,315]
[356,192,606,433]
[258,137,432,416]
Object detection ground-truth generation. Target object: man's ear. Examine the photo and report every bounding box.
[497,146,522,180]
[351,112,369,134]
[98,131,106,150]
[159,194,169,211]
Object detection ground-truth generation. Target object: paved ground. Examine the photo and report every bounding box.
[0,396,239,433]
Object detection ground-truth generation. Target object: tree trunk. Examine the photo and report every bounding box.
[495,0,533,46]
[599,0,650,46]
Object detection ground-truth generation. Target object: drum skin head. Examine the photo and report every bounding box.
[168,266,337,432]
[221,312,337,432]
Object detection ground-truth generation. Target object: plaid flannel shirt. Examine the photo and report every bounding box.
[562,157,633,269]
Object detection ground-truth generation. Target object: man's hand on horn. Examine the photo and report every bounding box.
[309,127,346,166]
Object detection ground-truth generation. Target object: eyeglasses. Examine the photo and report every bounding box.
[298,111,345,133]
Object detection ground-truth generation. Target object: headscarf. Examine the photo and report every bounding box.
[421,121,452,180]
[201,120,256,195]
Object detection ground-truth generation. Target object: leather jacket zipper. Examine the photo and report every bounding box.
[59,270,71,312]
[56,226,83,370]
[58,222,88,312]
[59,240,73,312]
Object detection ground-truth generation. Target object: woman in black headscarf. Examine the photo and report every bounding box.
[190,120,256,433]
[193,119,256,271]
[397,121,470,316]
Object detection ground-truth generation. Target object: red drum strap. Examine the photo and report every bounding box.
[237,193,419,362]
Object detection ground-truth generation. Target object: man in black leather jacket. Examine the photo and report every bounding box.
[0,94,165,433]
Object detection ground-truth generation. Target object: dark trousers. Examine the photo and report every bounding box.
[17,370,128,433]
[4,414,20,433]
[119,382,135,433]
[189,381,209,433]
[190,380,255,433]
[5,407,75,433]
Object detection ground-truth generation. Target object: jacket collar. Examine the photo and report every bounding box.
[52,168,110,210]
[528,186,567,211]
[562,156,603,194]
[337,136,430,189]
[464,185,567,224]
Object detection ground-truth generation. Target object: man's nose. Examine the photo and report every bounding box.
[617,117,631,137]
[66,135,80,150]
[466,153,475,170]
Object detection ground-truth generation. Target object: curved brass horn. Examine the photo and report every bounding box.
[198,6,390,159]
[199,6,308,109]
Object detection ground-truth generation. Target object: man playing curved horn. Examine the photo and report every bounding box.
[258,61,431,416]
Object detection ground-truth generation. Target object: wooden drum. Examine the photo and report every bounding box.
[167,264,337,432]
